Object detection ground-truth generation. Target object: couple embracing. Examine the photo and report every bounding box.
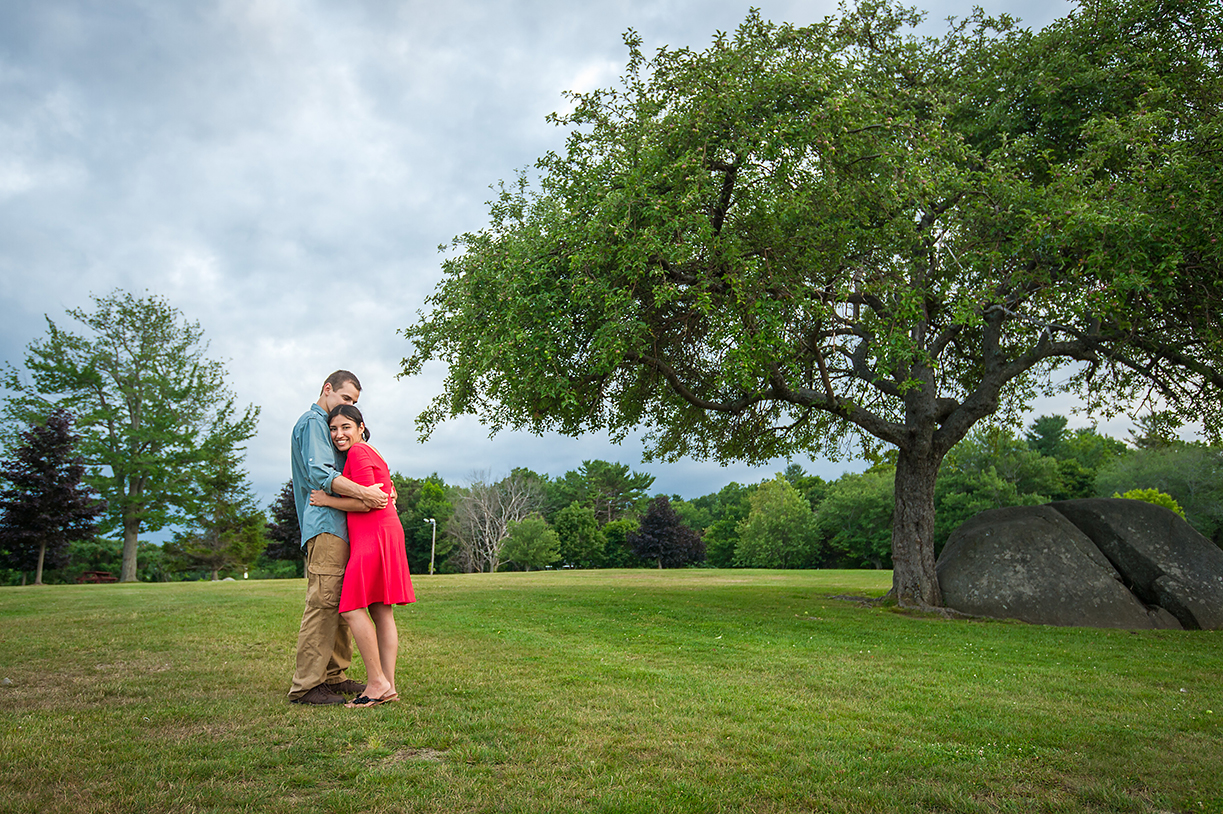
[286,370,415,708]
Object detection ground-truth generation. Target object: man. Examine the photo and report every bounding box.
[287,370,390,705]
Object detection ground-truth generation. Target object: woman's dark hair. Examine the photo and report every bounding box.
[328,404,370,441]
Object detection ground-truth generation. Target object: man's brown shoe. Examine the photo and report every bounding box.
[290,684,346,705]
[326,679,367,697]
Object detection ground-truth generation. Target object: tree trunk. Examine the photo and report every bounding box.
[120,516,140,583]
[890,447,944,608]
[35,543,46,585]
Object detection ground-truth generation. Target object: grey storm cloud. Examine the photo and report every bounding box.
[0,0,1077,510]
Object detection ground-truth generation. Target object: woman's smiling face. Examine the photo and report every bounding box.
[329,413,364,452]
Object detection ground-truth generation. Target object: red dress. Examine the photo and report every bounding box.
[338,443,415,613]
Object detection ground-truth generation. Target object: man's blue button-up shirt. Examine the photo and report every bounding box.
[290,403,348,546]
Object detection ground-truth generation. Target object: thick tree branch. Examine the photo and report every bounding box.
[623,350,761,413]
[708,158,740,235]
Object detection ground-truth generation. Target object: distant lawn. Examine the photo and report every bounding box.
[1,570,1219,813]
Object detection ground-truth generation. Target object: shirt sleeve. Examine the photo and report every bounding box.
[299,418,341,493]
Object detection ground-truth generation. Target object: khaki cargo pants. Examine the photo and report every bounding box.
[287,533,353,699]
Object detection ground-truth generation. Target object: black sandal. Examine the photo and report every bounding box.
[346,694,388,708]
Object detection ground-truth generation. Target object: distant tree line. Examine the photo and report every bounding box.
[258,413,1223,577]
[260,460,706,575]
[3,409,1219,585]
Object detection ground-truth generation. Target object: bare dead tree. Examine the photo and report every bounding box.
[447,471,544,572]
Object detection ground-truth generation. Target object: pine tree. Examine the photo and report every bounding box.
[164,433,267,580]
[0,409,104,584]
[263,481,303,565]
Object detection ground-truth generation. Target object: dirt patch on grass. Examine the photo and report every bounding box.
[4,657,181,711]
[389,747,447,763]
[827,594,888,606]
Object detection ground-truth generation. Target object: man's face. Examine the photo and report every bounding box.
[321,381,360,412]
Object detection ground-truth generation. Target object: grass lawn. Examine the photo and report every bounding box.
[0,569,1219,813]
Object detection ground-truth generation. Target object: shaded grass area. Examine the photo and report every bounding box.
[1,570,1219,813]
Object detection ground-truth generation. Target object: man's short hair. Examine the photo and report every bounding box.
[322,370,361,395]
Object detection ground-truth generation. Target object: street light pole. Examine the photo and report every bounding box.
[425,518,437,575]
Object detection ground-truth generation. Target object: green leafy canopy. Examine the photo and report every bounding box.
[404,0,1223,463]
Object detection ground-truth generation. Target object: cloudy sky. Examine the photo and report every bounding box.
[2,0,1104,513]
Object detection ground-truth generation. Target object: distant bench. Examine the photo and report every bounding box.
[77,571,119,584]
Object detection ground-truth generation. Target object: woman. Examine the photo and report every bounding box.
[310,404,415,708]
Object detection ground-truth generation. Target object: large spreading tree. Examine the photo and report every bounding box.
[403,0,1223,607]
[3,291,260,582]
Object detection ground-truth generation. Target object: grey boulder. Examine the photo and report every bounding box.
[936,505,1180,629]
[1049,498,1223,630]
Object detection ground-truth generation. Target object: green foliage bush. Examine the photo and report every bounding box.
[735,475,822,569]
[1112,488,1186,518]
[502,514,561,571]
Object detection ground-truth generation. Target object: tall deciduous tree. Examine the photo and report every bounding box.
[0,409,104,584]
[502,513,561,571]
[3,291,259,582]
[402,1,1223,607]
[1060,427,1128,473]
[390,473,454,575]
[735,475,822,569]
[688,482,754,568]
[601,517,641,568]
[553,500,606,567]
[816,468,895,570]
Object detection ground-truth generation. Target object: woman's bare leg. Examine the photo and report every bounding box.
[369,603,398,697]
[341,607,393,701]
